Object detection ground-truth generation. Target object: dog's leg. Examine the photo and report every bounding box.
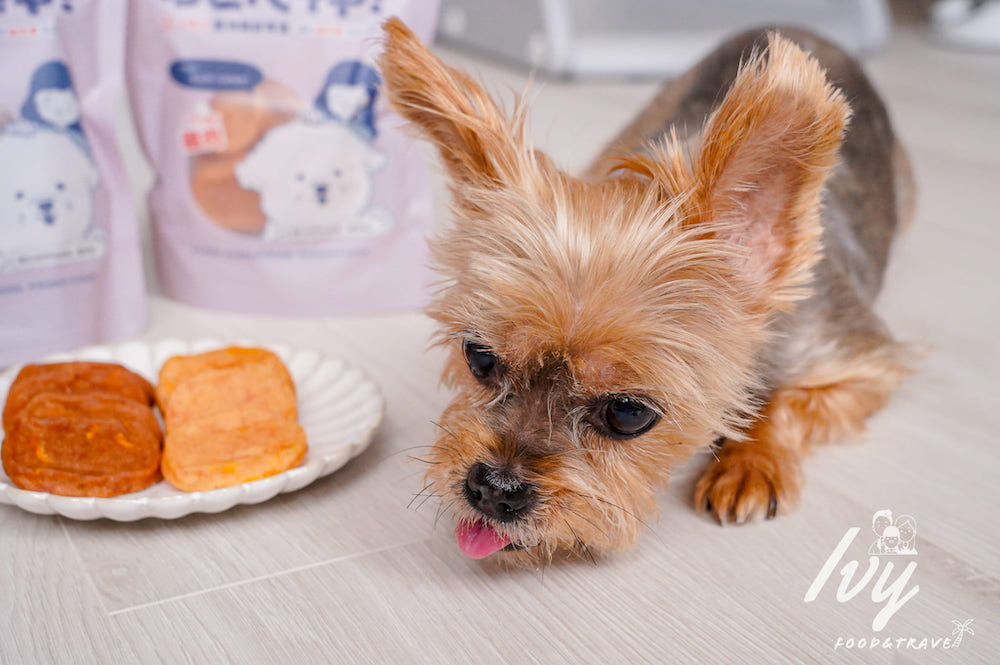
[695,340,911,523]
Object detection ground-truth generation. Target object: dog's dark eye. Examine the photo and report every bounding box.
[598,396,658,438]
[15,191,24,200]
[55,182,65,191]
[296,173,305,181]
[462,339,497,379]
[333,169,342,178]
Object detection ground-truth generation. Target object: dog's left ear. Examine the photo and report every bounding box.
[626,34,851,312]
[378,17,528,195]
[697,34,850,309]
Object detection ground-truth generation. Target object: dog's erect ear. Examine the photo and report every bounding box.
[623,34,850,310]
[379,17,526,191]
[695,34,850,307]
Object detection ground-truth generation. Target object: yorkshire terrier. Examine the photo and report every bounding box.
[379,18,913,563]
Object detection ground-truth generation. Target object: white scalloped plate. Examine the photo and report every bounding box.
[0,338,384,521]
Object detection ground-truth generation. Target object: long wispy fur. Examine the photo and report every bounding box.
[380,18,909,563]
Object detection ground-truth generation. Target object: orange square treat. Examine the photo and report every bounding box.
[155,346,292,413]
[156,345,308,492]
[162,412,307,491]
[3,362,155,432]
[162,361,297,431]
[2,393,163,497]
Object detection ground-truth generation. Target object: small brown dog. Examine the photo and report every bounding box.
[380,18,912,563]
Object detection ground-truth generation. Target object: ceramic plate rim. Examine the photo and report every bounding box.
[0,337,384,521]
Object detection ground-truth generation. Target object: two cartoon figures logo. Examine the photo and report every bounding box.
[868,509,917,555]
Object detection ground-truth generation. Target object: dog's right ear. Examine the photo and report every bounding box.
[379,17,526,192]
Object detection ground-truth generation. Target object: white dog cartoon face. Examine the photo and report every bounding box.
[235,120,386,240]
[0,126,98,260]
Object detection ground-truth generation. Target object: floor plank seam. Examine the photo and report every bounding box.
[105,535,431,618]
[59,516,114,620]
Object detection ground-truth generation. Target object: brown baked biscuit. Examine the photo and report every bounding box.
[156,347,294,416]
[2,393,163,497]
[3,362,155,432]
[162,412,307,491]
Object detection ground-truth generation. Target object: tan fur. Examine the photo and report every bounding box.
[380,18,909,563]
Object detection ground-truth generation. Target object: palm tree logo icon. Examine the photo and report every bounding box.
[951,619,974,648]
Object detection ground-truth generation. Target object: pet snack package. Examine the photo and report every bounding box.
[128,1,440,315]
[0,1,146,368]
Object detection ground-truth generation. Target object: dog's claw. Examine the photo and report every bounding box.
[767,490,778,519]
[694,443,800,525]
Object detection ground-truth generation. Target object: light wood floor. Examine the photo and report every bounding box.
[4,19,998,665]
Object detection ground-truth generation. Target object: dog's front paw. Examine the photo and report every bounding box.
[694,441,801,524]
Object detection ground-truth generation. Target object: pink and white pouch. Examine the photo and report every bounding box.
[0,0,145,367]
[128,0,440,315]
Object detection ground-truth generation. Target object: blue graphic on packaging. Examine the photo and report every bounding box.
[314,61,380,141]
[21,61,84,139]
[0,0,73,16]
[0,60,105,273]
[170,60,263,91]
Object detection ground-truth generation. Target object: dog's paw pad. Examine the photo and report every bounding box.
[694,442,801,524]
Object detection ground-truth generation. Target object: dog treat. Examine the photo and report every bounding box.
[163,362,297,431]
[0,2,145,368]
[155,346,291,413]
[2,393,162,497]
[161,413,307,492]
[127,0,438,315]
[158,346,306,491]
[3,361,155,432]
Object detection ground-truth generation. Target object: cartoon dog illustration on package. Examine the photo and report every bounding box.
[235,118,391,240]
[0,123,100,269]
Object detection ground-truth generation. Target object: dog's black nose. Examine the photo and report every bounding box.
[464,462,535,523]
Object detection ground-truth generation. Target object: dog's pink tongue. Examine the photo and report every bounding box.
[456,519,511,559]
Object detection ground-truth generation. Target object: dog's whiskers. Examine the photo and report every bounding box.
[406,481,436,510]
[550,500,615,544]
[563,488,654,533]
[563,520,598,566]
[429,419,458,439]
